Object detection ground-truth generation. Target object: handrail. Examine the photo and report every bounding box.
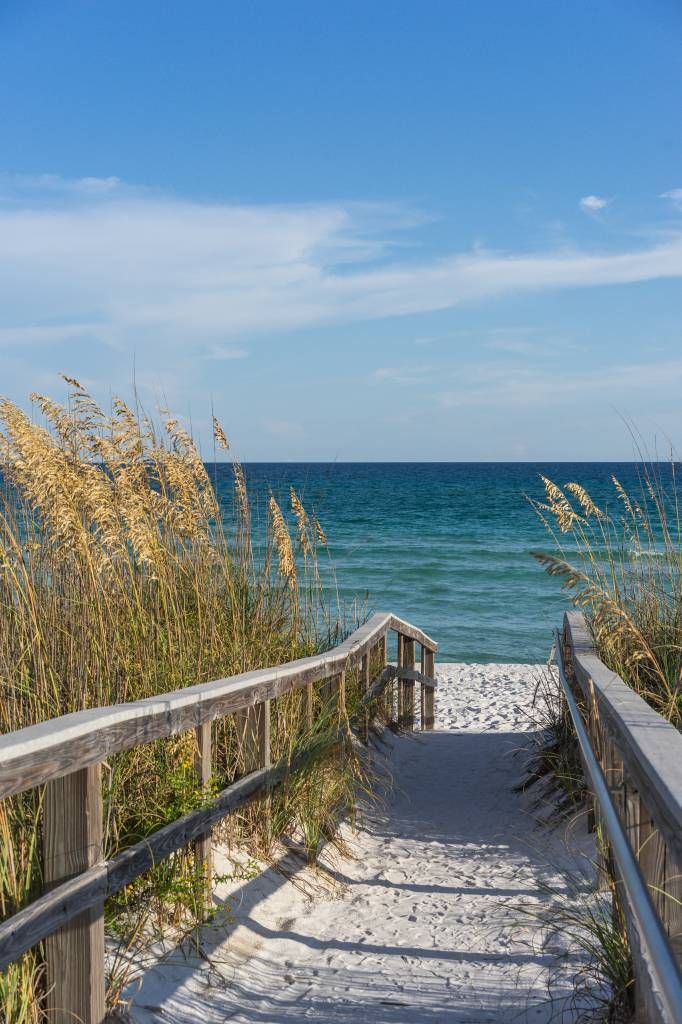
[564,611,682,856]
[554,627,682,1023]
[0,611,437,800]
[0,609,437,1021]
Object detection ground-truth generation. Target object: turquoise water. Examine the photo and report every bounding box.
[212,462,663,663]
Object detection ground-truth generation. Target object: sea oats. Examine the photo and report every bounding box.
[565,482,604,520]
[270,494,296,584]
[290,487,310,557]
[212,416,230,451]
[233,460,250,525]
[313,516,327,546]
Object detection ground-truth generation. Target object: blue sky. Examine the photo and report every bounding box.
[1,0,681,459]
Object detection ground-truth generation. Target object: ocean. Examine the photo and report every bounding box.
[211,462,659,664]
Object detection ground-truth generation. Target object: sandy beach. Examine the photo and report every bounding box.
[126,664,593,1023]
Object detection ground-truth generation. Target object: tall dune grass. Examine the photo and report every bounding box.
[530,465,682,726]
[0,377,364,1020]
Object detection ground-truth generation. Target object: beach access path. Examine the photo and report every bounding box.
[128,664,592,1023]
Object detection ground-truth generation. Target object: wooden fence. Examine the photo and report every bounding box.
[0,611,437,1024]
[560,611,682,1022]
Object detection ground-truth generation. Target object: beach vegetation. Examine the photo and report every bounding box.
[517,666,586,818]
[0,377,372,1021]
[530,464,682,726]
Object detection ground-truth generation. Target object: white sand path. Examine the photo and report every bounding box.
[127,664,592,1023]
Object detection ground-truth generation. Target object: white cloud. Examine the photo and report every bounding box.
[0,173,124,202]
[579,194,611,213]
[660,188,682,209]
[0,175,681,358]
[437,357,682,411]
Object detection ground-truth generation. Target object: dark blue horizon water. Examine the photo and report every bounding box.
[212,462,666,664]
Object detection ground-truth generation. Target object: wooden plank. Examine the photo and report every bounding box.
[399,638,415,730]
[0,612,392,798]
[388,614,438,652]
[0,611,438,802]
[565,611,682,862]
[43,765,105,1024]
[396,635,404,728]
[193,721,212,903]
[423,649,435,730]
[1,766,274,971]
[664,844,682,962]
[0,667,403,974]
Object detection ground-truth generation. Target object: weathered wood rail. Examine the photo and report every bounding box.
[0,611,437,1024]
[558,611,682,1023]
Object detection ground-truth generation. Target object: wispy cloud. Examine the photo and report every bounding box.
[660,188,682,209]
[437,357,682,410]
[579,194,611,213]
[1,175,682,359]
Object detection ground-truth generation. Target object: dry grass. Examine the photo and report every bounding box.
[0,377,368,1021]
[530,464,682,726]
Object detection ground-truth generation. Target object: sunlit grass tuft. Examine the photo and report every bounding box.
[0,377,368,1020]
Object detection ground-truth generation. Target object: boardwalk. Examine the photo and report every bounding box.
[128,665,590,1023]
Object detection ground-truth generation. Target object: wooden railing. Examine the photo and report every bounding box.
[559,611,682,1022]
[0,611,437,1024]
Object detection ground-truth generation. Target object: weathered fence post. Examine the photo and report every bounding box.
[43,765,106,1024]
[399,637,415,730]
[194,720,213,904]
[421,645,435,730]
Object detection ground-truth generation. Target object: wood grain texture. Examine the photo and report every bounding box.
[422,649,435,730]
[0,765,274,971]
[565,611,682,862]
[0,613,437,800]
[399,638,415,731]
[565,611,682,1015]
[43,764,106,1024]
[193,721,213,901]
[0,650,409,973]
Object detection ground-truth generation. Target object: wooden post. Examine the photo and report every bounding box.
[400,637,415,730]
[420,645,434,730]
[632,796,667,1020]
[43,765,106,1024]
[194,721,213,903]
[395,634,403,728]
